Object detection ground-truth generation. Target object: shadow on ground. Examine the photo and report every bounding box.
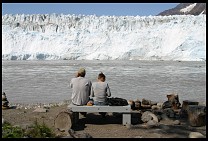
[72,113,142,131]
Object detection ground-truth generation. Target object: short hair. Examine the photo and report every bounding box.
[77,68,86,77]
[98,72,105,81]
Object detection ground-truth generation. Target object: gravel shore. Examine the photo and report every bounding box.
[2,101,206,138]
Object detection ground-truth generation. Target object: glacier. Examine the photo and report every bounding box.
[2,14,206,61]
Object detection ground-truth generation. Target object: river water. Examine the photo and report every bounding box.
[2,60,206,104]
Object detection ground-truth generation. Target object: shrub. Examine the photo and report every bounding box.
[2,120,55,138]
[2,122,25,138]
[25,119,55,138]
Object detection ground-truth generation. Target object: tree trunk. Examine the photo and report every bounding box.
[188,105,206,127]
[54,111,73,132]
[180,100,199,117]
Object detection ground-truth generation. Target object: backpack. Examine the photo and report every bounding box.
[106,97,128,106]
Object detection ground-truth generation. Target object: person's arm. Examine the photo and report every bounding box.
[106,83,111,97]
[90,83,94,97]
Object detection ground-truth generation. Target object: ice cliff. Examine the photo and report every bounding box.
[2,14,206,61]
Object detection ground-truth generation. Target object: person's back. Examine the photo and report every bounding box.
[70,68,92,105]
[91,72,111,105]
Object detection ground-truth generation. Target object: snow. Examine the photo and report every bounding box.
[180,3,197,13]
[2,14,206,61]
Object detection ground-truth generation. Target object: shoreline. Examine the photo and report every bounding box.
[6,100,72,110]
[5,99,206,110]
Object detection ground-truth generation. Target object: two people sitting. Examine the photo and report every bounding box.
[69,68,111,117]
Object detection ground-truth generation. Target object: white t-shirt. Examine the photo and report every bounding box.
[90,81,111,102]
[70,77,92,105]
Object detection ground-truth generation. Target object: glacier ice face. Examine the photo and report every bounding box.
[2,14,206,61]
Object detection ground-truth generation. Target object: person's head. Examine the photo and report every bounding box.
[77,68,86,77]
[98,72,105,82]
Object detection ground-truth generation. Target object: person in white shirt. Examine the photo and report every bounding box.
[90,72,111,117]
[69,68,92,117]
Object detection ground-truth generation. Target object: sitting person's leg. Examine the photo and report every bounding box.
[94,101,107,118]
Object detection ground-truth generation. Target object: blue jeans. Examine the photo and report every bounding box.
[94,101,107,106]
[94,101,107,118]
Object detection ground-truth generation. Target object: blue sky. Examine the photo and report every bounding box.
[2,3,179,16]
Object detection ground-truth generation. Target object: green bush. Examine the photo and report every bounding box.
[26,120,55,138]
[2,122,25,138]
[2,120,55,138]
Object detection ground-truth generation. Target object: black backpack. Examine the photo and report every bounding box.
[106,97,128,106]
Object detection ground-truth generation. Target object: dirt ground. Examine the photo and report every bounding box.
[2,105,206,138]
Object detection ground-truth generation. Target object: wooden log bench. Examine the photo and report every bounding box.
[54,104,132,131]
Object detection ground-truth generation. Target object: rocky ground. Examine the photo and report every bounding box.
[2,103,206,138]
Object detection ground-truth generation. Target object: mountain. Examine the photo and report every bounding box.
[2,13,206,61]
[158,3,206,16]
